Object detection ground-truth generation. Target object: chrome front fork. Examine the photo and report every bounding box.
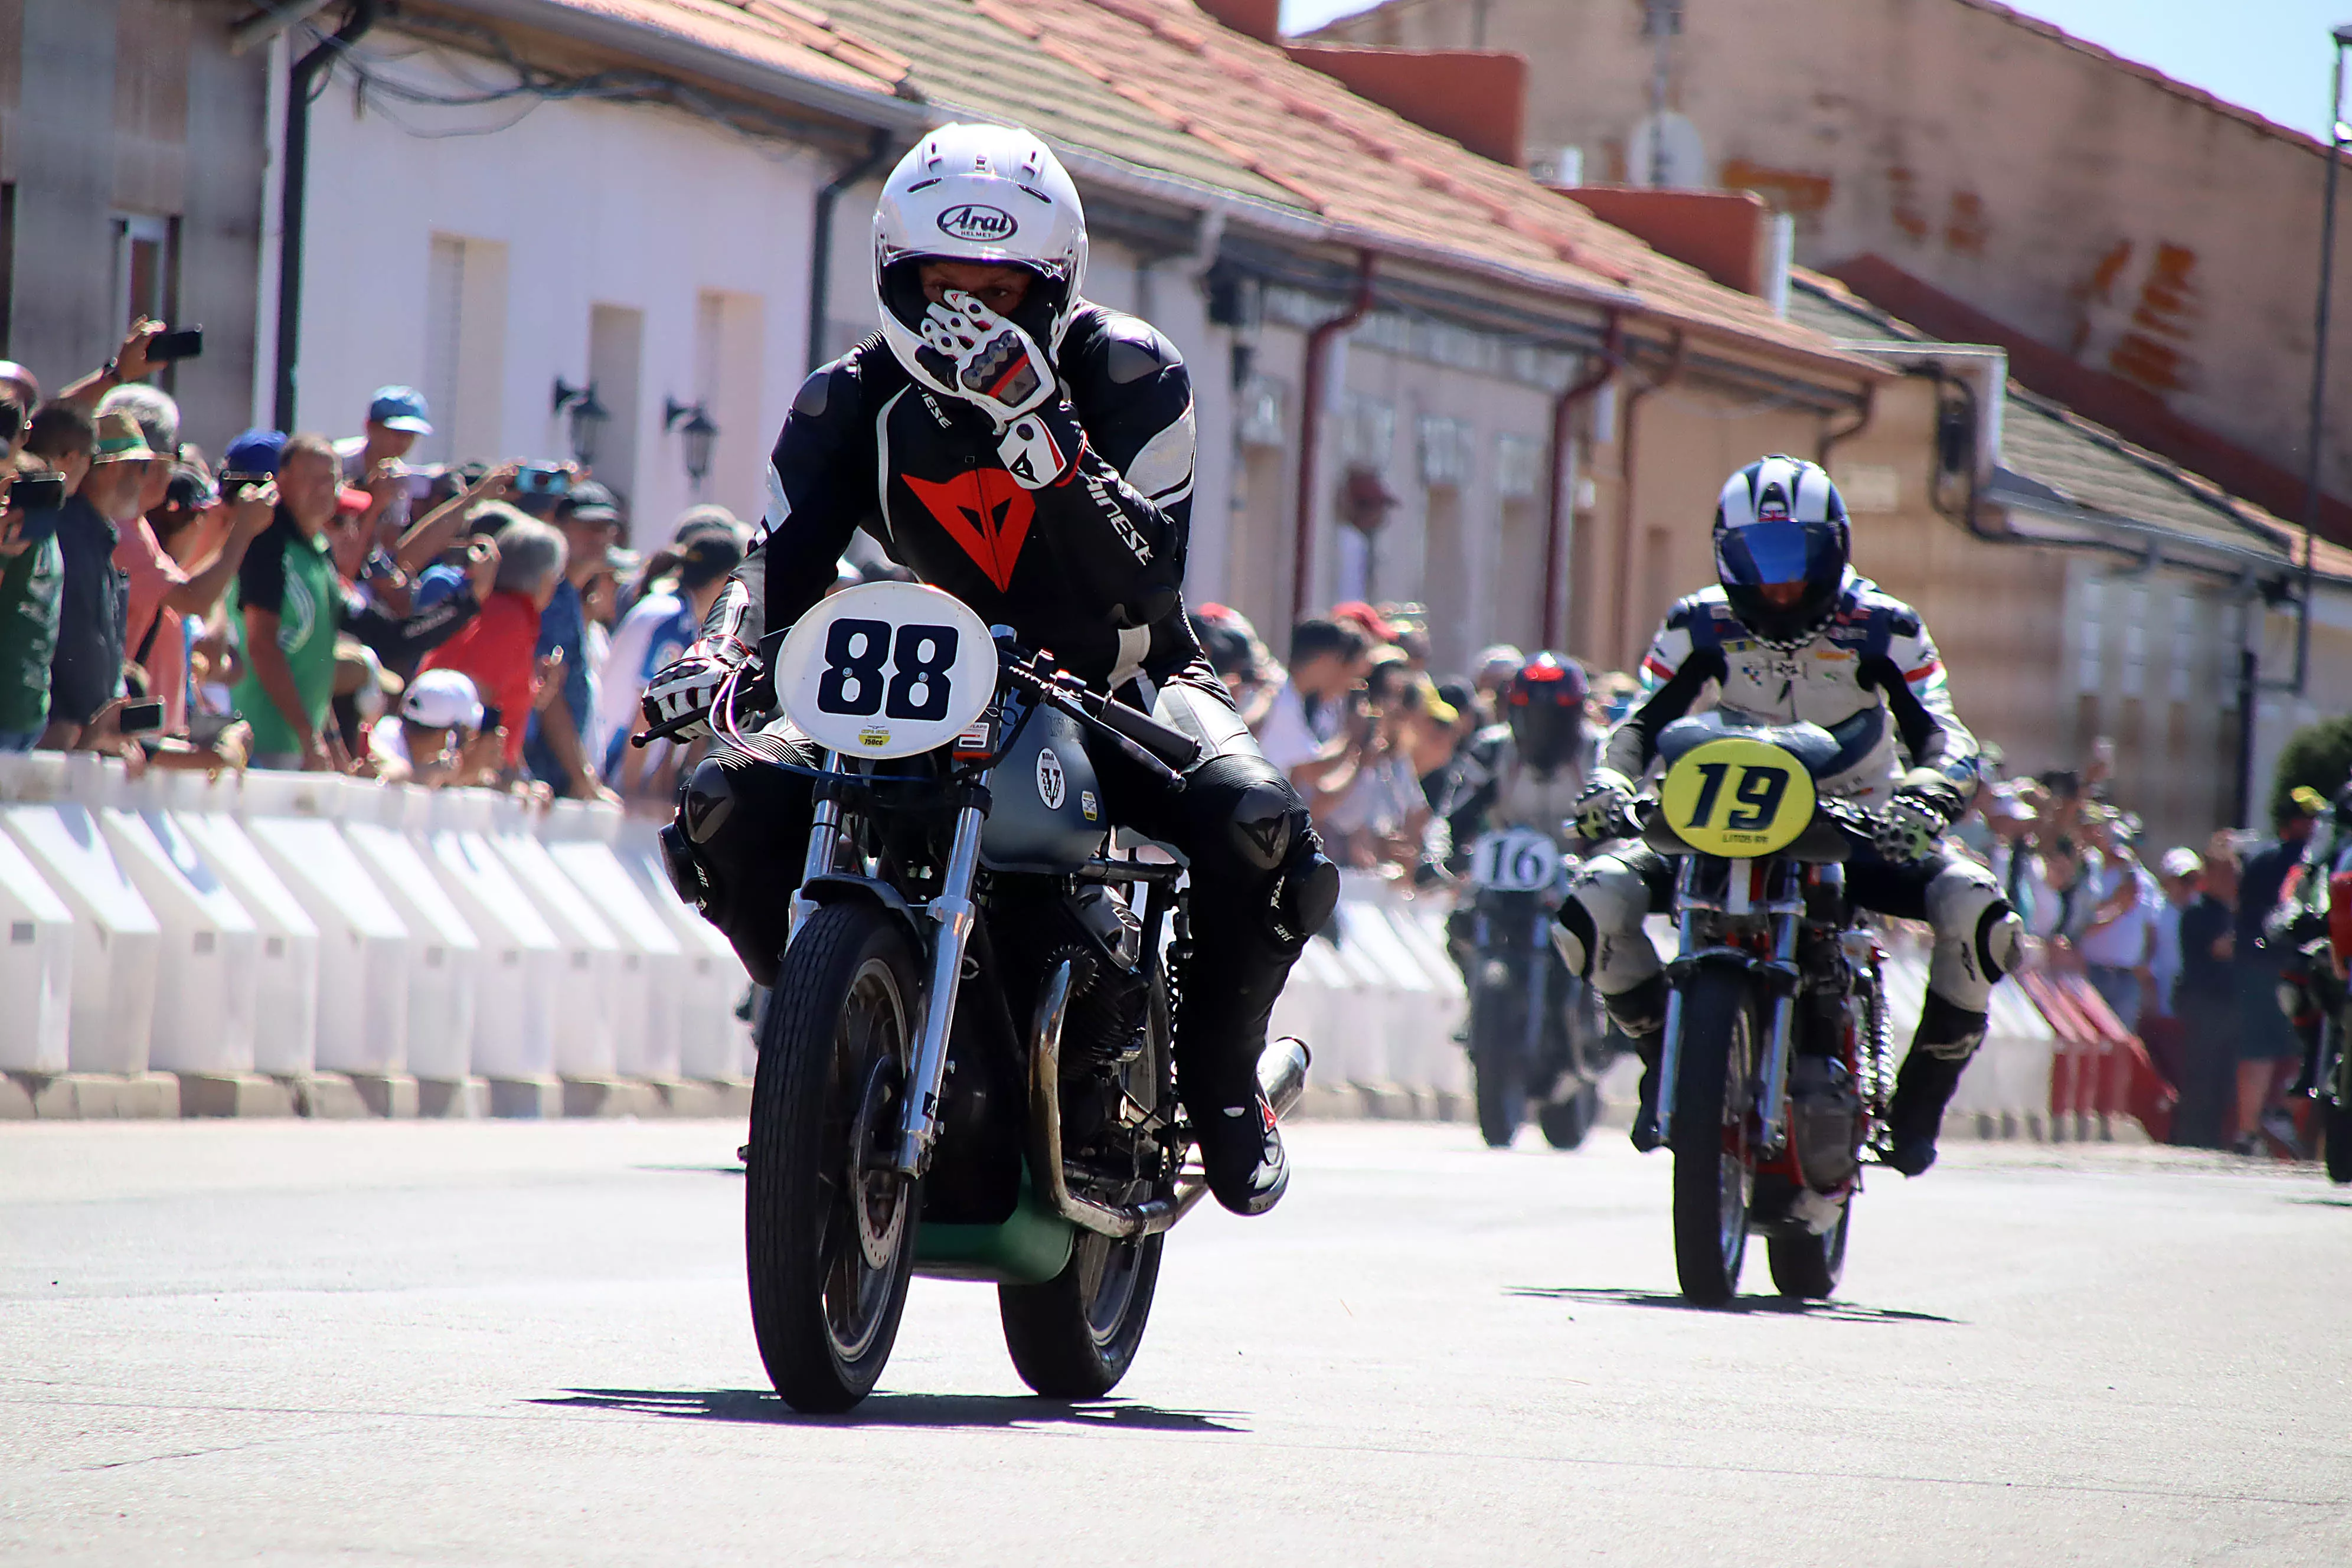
[895,793,988,1176]
[787,753,846,941]
[1653,859,1801,1151]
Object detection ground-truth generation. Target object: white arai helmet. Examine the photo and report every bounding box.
[872,123,1089,400]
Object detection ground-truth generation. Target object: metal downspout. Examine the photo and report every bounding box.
[1816,384,1876,466]
[1291,251,1377,625]
[806,129,895,375]
[1608,332,1685,666]
[273,0,378,433]
[1541,312,1621,651]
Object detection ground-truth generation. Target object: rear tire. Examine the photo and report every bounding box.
[1537,1080,1599,1151]
[999,975,1174,1398]
[1470,978,1528,1148]
[2324,1097,2352,1185]
[1767,1200,1852,1299]
[1670,969,1757,1307]
[744,903,921,1413]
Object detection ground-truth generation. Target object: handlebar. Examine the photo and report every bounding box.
[629,632,1206,792]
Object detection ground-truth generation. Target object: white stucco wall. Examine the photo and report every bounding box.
[296,40,826,542]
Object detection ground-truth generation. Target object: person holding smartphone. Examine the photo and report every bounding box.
[0,453,67,750]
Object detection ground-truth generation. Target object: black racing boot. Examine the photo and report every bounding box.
[1193,1086,1290,1216]
[1884,996,1987,1177]
[1602,976,1670,1152]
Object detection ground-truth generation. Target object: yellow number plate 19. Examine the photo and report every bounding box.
[1657,737,1817,858]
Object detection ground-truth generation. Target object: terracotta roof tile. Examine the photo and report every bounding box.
[535,0,912,96]
[1787,270,2352,583]
[961,0,1858,363]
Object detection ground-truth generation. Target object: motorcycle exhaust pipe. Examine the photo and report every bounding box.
[1258,1035,1312,1121]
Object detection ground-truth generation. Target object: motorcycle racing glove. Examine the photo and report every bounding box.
[913,289,1083,491]
[642,636,755,743]
[1572,769,1643,843]
[1869,794,1946,863]
[1892,766,1968,831]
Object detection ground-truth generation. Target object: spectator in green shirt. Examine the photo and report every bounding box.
[0,451,64,750]
[230,432,346,770]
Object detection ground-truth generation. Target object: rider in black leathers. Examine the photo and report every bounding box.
[642,125,1335,1215]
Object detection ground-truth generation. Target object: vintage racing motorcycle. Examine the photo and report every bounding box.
[1453,826,1617,1149]
[1626,711,1906,1305]
[655,580,1309,1412]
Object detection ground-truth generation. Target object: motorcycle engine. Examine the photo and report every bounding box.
[1788,1054,1862,1190]
[1050,885,1151,1149]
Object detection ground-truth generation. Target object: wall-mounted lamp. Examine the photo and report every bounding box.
[552,377,610,467]
[665,397,720,488]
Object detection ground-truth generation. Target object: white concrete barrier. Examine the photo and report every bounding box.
[0,825,74,1073]
[240,803,411,1079]
[618,839,753,1083]
[1,757,162,1075]
[487,811,631,1083]
[98,803,260,1075]
[424,790,560,1095]
[544,835,687,1083]
[166,787,321,1078]
[343,785,482,1090]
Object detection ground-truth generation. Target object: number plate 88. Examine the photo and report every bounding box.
[772,580,999,759]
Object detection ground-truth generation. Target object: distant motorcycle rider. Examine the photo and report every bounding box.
[641,124,1337,1214]
[1439,652,1596,864]
[1562,456,2020,1175]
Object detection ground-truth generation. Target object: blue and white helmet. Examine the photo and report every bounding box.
[872,123,1089,400]
[1712,454,1851,647]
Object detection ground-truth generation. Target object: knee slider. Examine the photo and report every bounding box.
[1190,753,1301,874]
[1553,900,1598,979]
[1977,901,2022,986]
[1265,831,1338,949]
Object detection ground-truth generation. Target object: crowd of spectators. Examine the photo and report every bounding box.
[0,320,755,811]
[1956,746,2321,1154]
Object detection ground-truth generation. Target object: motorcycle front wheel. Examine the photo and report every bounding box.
[1536,1081,1599,1150]
[1469,979,1528,1148]
[999,985,1172,1398]
[744,902,921,1413]
[1669,968,1758,1306]
[1766,1199,1852,1299]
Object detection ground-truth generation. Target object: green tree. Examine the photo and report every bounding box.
[2268,714,2352,826]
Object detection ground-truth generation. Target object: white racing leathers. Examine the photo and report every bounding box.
[1558,573,2021,1065]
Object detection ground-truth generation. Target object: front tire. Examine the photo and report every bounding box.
[1670,969,1758,1306]
[1469,976,1528,1148]
[1537,1080,1599,1150]
[1767,1200,1852,1299]
[999,976,1174,1398]
[2325,1097,2352,1185]
[744,903,921,1413]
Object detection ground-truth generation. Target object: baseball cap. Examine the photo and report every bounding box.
[556,481,622,527]
[90,410,158,465]
[1330,599,1400,643]
[2159,847,2203,879]
[402,668,484,731]
[162,464,217,511]
[676,529,746,589]
[367,386,433,435]
[224,428,286,477]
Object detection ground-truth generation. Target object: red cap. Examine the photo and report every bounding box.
[1330,600,1399,643]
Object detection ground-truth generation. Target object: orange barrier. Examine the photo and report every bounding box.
[2011,949,2175,1141]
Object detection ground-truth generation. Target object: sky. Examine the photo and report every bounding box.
[1278,0,2352,143]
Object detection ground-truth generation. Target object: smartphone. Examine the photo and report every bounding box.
[117,700,166,736]
[514,464,570,498]
[220,472,272,499]
[479,704,505,733]
[147,326,204,363]
[11,472,67,512]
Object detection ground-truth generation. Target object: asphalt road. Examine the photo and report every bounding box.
[3,1118,2347,1566]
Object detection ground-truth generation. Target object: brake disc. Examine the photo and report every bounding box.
[847,1056,909,1271]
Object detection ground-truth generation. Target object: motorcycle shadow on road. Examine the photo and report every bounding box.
[528,1387,1247,1431]
[1505,1286,1959,1324]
